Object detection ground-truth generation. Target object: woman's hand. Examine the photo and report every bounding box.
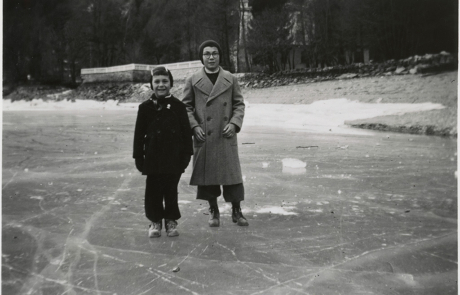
[222,124,236,138]
[193,126,206,142]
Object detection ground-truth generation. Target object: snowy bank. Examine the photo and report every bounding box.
[3,98,445,135]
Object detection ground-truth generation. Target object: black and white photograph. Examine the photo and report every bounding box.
[2,0,458,294]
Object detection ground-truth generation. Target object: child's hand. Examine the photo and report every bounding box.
[135,157,144,172]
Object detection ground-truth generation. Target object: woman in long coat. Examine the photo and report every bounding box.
[182,40,248,227]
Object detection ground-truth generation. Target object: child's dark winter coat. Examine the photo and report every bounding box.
[133,95,193,175]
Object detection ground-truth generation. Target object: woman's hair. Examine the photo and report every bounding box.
[150,66,173,89]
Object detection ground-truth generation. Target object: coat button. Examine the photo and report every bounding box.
[207,131,212,135]
[207,117,211,121]
[157,130,161,134]
[223,102,227,106]
[223,116,228,121]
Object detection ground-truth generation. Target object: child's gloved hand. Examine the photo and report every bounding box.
[135,157,144,172]
[181,155,191,172]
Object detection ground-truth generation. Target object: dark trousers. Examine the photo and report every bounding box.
[145,174,182,223]
[197,183,244,202]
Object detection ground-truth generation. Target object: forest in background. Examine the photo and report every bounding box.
[3,0,458,85]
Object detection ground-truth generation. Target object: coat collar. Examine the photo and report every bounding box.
[192,67,233,103]
[146,94,174,110]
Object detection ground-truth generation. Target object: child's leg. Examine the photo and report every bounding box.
[163,173,182,221]
[145,175,166,223]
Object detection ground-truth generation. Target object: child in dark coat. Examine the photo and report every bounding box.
[133,66,193,237]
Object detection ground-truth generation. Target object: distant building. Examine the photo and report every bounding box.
[234,0,370,72]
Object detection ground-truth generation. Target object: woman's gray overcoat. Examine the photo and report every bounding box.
[182,67,245,185]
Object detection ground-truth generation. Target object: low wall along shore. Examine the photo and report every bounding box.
[81,61,203,83]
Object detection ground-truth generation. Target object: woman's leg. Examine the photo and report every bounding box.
[197,185,221,201]
[222,183,244,202]
[222,183,248,226]
[197,185,221,227]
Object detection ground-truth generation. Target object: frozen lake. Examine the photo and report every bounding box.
[2,101,457,294]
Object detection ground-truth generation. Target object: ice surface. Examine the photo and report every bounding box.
[2,103,457,295]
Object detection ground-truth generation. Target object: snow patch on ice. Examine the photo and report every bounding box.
[254,206,297,215]
[282,158,306,175]
[282,158,306,168]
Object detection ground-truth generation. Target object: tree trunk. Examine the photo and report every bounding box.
[70,59,76,84]
[236,3,241,72]
[241,1,250,72]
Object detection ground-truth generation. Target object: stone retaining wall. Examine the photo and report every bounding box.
[81,61,203,83]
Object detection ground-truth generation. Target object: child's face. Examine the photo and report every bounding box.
[151,75,171,98]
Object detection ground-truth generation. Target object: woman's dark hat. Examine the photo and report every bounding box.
[198,40,222,64]
[150,66,173,89]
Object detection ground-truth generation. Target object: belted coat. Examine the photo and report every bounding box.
[133,95,193,175]
[182,67,245,185]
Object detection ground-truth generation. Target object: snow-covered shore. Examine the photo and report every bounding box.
[3,98,445,135]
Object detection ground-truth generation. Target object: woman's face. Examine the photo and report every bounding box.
[202,46,220,71]
[151,75,171,98]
